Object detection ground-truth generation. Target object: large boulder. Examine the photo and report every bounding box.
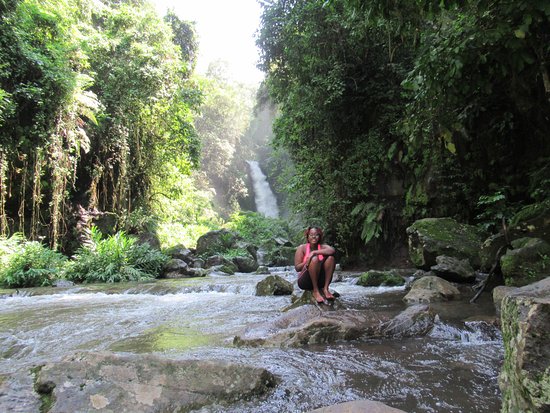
[232,255,259,273]
[234,303,435,348]
[498,277,550,413]
[308,399,407,413]
[403,275,461,303]
[195,229,240,257]
[233,306,377,347]
[500,237,550,286]
[256,275,293,296]
[406,218,487,269]
[34,351,277,413]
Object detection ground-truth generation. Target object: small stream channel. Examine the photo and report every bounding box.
[0,269,503,412]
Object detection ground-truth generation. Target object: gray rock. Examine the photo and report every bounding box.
[378,304,436,338]
[162,258,189,278]
[308,399,407,413]
[500,237,550,286]
[255,265,270,274]
[430,255,475,283]
[232,255,259,273]
[256,275,293,296]
[499,277,550,413]
[403,275,461,303]
[34,351,277,413]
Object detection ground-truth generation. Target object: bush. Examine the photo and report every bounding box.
[0,237,67,288]
[65,227,168,283]
[225,211,293,246]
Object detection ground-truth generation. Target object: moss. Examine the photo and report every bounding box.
[31,365,55,413]
[357,271,405,287]
[109,326,214,352]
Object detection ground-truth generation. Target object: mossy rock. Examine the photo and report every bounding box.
[406,217,487,269]
[500,237,550,287]
[255,275,293,296]
[357,271,405,287]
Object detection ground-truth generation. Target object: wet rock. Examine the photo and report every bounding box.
[378,304,436,338]
[232,255,259,273]
[500,237,550,286]
[282,290,345,312]
[492,285,518,315]
[34,351,277,413]
[406,217,487,269]
[356,270,406,287]
[233,306,372,347]
[499,277,550,413]
[0,370,42,413]
[430,255,475,283]
[256,275,293,296]
[52,279,74,288]
[234,300,434,348]
[255,265,270,274]
[403,275,461,303]
[308,399,407,413]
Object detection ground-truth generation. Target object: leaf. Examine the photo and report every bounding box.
[514,29,525,39]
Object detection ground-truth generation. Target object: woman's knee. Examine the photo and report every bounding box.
[325,256,335,267]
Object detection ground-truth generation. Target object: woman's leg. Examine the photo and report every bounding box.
[307,256,325,302]
[322,256,336,299]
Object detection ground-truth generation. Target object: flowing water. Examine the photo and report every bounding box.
[0,269,503,412]
[246,160,280,218]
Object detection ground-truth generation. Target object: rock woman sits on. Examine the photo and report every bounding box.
[294,226,336,304]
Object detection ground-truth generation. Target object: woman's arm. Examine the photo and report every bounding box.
[294,244,306,272]
[310,244,335,257]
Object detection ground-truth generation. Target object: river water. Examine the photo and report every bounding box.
[0,269,503,412]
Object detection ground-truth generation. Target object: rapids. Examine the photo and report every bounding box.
[0,268,502,412]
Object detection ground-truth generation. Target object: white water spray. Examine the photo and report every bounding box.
[246,160,279,218]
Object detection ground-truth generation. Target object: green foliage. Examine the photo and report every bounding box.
[475,190,516,233]
[351,202,384,244]
[258,0,550,259]
[0,237,67,288]
[225,211,291,247]
[65,227,168,283]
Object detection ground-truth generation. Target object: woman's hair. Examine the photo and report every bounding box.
[304,226,324,243]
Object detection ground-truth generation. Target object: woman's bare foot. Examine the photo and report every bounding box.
[312,290,325,303]
[323,289,335,300]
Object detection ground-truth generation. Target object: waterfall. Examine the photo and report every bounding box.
[246,160,279,218]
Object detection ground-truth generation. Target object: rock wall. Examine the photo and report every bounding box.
[499,277,550,413]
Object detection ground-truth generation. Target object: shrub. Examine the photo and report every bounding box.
[65,227,168,283]
[225,211,292,246]
[0,238,67,288]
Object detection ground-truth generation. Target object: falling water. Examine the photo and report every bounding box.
[247,160,279,218]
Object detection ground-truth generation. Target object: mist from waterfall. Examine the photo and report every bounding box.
[246,160,279,218]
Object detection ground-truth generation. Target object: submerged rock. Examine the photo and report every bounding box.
[34,351,277,413]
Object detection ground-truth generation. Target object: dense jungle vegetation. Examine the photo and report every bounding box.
[0,0,549,288]
[258,0,550,261]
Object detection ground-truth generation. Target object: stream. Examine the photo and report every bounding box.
[0,268,503,412]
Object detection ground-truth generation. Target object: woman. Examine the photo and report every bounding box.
[294,226,336,303]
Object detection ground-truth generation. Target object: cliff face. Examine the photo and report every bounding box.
[498,277,550,413]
